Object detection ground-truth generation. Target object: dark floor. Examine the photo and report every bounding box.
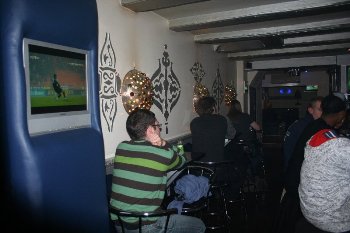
[245,140,284,233]
[203,136,285,233]
[232,137,284,233]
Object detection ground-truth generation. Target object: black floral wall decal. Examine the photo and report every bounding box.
[99,33,121,132]
[151,44,181,134]
[190,61,206,84]
[212,65,224,112]
[191,62,209,111]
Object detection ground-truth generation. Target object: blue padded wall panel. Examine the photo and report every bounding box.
[1,0,110,232]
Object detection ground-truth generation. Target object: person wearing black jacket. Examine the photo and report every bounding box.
[274,94,346,233]
[283,96,323,173]
[191,96,236,162]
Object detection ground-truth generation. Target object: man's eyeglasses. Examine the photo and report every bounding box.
[152,123,162,131]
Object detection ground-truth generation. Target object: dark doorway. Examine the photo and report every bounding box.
[262,108,299,136]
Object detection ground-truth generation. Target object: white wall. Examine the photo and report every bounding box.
[234,61,245,105]
[97,0,233,159]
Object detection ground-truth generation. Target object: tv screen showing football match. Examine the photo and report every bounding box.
[28,44,87,115]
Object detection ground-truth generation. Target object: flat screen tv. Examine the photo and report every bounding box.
[23,38,91,135]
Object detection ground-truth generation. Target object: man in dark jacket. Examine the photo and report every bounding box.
[191,96,235,162]
[275,94,346,233]
[283,96,323,173]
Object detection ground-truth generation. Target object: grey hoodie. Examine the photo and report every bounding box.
[299,129,350,233]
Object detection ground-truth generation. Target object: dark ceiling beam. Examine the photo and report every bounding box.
[194,18,350,44]
[215,40,266,53]
[227,43,350,60]
[121,0,209,12]
[283,32,350,46]
[260,37,284,49]
[169,0,350,31]
[250,56,337,70]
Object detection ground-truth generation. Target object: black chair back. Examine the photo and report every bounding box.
[164,165,214,215]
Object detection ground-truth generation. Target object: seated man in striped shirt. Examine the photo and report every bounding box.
[110,108,206,233]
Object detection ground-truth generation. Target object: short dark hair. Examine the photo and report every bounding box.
[126,108,156,140]
[227,99,242,120]
[195,96,216,116]
[230,99,242,112]
[321,94,346,116]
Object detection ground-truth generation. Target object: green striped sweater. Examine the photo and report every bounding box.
[110,140,186,225]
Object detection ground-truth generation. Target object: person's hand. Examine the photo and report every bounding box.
[148,133,165,146]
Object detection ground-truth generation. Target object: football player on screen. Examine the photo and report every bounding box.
[52,73,66,99]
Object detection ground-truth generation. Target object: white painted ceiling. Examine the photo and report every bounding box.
[121,0,350,63]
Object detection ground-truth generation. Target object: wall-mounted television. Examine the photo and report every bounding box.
[23,38,91,135]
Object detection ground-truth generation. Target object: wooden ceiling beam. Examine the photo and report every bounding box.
[170,0,350,31]
[227,43,350,59]
[194,18,350,43]
[283,32,350,46]
[250,56,337,69]
[121,0,209,12]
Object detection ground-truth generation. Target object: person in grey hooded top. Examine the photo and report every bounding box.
[299,129,350,233]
